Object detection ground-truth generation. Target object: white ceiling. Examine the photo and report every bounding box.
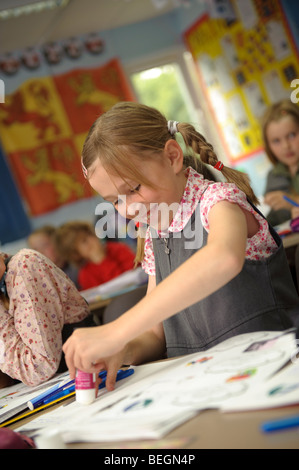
[0,0,179,54]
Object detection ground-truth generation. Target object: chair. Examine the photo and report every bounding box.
[102,285,148,324]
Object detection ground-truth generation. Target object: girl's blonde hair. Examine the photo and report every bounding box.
[261,99,299,165]
[82,101,258,263]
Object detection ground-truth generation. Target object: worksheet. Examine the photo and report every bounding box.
[222,359,299,412]
[0,372,70,424]
[15,329,298,443]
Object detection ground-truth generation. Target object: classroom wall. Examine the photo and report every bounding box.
[1,0,298,252]
[0,1,206,253]
[235,0,299,199]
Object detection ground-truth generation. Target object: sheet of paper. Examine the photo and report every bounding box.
[17,358,193,442]
[222,360,299,412]
[16,330,298,443]
[243,81,267,119]
[266,20,291,61]
[80,267,148,303]
[234,0,258,30]
[0,371,69,424]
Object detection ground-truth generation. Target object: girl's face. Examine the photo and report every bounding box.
[28,233,59,265]
[266,115,299,169]
[76,233,102,260]
[89,143,186,231]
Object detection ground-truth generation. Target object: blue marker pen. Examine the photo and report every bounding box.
[283,195,299,207]
[261,414,299,433]
[40,371,108,407]
[98,368,134,390]
[43,385,75,405]
[27,378,74,410]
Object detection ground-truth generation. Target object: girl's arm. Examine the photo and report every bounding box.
[63,200,247,378]
[64,274,166,385]
[115,200,247,340]
[121,274,166,366]
[1,250,89,386]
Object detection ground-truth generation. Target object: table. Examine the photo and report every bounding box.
[7,397,299,449]
[282,232,299,249]
[88,298,111,311]
[88,284,148,325]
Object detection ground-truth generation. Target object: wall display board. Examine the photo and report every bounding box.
[0,59,134,216]
[184,0,299,162]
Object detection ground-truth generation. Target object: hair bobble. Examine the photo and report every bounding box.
[214,161,224,171]
[167,120,179,136]
[81,157,88,179]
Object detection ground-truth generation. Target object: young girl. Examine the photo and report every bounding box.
[63,102,299,390]
[28,225,79,288]
[0,249,91,388]
[55,221,135,290]
[262,100,299,226]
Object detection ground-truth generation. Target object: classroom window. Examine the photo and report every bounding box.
[131,62,200,149]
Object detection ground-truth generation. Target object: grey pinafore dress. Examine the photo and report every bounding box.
[151,203,299,358]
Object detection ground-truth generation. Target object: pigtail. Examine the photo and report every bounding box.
[178,123,259,206]
[135,237,145,267]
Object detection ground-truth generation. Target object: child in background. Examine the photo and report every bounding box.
[63,102,299,390]
[55,221,135,290]
[262,100,299,226]
[28,225,79,288]
[0,249,91,388]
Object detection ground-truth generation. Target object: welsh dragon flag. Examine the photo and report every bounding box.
[0,59,134,216]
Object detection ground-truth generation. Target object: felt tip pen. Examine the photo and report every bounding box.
[45,370,134,406]
[261,414,299,433]
[44,369,134,406]
[98,368,134,390]
[43,386,75,404]
[27,378,74,410]
[283,195,299,207]
[28,371,108,410]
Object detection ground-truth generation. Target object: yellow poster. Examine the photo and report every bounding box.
[184,1,299,162]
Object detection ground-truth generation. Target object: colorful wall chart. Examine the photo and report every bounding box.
[184,0,299,162]
[0,59,134,216]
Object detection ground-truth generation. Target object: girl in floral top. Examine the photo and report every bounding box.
[0,249,90,387]
[63,102,299,390]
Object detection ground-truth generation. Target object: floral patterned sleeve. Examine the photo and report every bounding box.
[0,249,90,386]
[200,182,277,260]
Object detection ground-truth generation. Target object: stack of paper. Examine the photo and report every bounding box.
[274,220,292,236]
[80,267,148,304]
[12,329,299,444]
[0,372,70,426]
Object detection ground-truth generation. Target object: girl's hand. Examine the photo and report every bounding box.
[62,322,127,383]
[264,191,295,211]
